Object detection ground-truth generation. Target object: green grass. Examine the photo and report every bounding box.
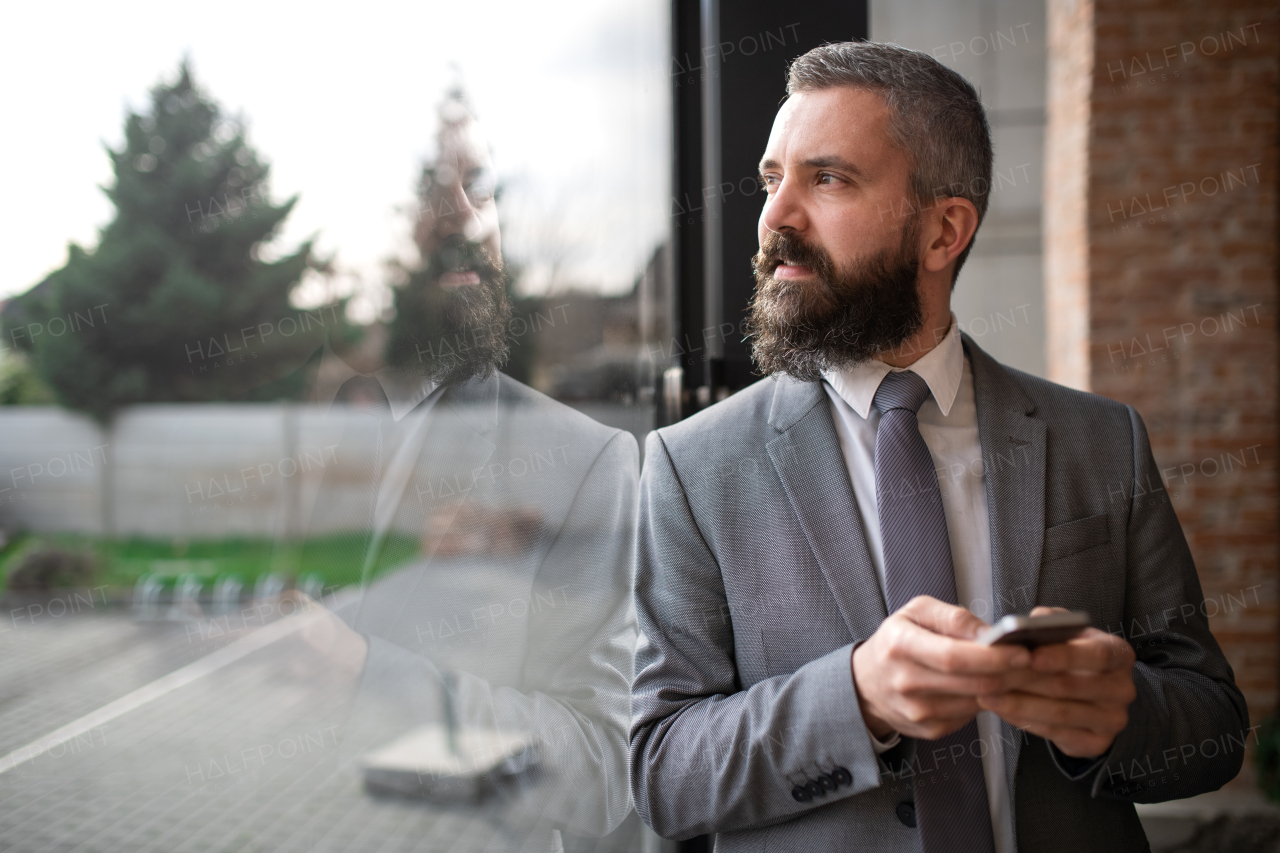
[0,531,420,592]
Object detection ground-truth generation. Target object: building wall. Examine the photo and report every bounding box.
[1093,0,1279,722]
[1046,0,1280,778]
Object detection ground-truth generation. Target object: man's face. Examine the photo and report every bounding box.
[386,112,511,383]
[747,87,926,378]
[417,117,502,275]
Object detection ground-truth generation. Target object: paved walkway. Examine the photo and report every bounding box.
[0,607,641,853]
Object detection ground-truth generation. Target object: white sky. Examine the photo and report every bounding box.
[1,0,670,315]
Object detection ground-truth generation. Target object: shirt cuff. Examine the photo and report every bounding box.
[1047,739,1106,781]
[869,729,902,754]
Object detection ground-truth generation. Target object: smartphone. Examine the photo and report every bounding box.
[977,611,1090,648]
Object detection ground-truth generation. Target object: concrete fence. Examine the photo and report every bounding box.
[0,405,356,538]
[0,402,653,539]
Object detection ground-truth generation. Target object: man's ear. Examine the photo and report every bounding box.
[921,197,979,274]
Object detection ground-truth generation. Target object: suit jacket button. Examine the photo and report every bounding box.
[896,801,916,828]
[832,766,853,787]
[792,785,812,803]
[816,773,837,792]
[804,780,825,798]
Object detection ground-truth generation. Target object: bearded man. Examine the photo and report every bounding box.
[629,42,1245,853]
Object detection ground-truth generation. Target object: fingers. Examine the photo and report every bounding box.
[1031,628,1135,673]
[890,658,1013,697]
[281,588,319,609]
[976,634,1135,762]
[900,595,990,640]
[986,716,1117,759]
[995,669,1138,707]
[894,693,981,726]
[854,640,980,741]
[891,614,1031,676]
[862,670,979,741]
[977,691,1128,746]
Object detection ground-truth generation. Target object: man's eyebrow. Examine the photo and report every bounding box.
[757,156,865,177]
[804,156,865,176]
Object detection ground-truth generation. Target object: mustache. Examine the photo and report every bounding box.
[752,232,836,280]
[427,239,503,279]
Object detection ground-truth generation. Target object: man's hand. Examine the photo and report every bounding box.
[977,606,1137,759]
[852,596,1031,741]
[283,590,370,682]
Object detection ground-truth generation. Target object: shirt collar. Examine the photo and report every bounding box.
[315,342,439,422]
[373,367,439,422]
[821,313,964,419]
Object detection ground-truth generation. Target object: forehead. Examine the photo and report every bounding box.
[435,120,492,174]
[762,87,898,166]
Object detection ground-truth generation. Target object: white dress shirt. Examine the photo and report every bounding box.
[822,315,1014,853]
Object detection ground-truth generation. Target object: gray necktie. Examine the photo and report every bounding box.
[873,370,996,853]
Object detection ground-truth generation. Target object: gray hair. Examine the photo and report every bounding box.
[787,41,993,281]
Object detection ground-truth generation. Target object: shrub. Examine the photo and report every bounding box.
[5,547,98,591]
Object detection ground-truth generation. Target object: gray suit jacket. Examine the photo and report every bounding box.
[629,335,1247,852]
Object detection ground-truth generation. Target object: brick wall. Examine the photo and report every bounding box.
[1047,0,1279,784]
[1046,0,1095,390]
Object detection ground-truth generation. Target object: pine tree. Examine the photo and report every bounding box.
[2,62,337,420]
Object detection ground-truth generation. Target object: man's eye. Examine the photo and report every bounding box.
[758,175,778,192]
[466,181,495,203]
[818,173,837,185]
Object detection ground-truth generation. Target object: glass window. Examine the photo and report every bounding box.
[0,3,667,850]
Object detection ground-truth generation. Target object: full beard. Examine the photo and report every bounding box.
[745,215,924,381]
[384,241,512,386]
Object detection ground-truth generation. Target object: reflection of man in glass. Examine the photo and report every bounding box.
[316,93,513,409]
[384,95,512,389]
[300,93,639,852]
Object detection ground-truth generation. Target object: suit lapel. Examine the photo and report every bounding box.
[766,377,887,641]
[963,334,1047,811]
[964,335,1046,620]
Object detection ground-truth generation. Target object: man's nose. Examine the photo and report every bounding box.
[761,176,809,235]
[434,182,483,242]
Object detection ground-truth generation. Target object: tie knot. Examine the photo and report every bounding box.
[872,370,931,416]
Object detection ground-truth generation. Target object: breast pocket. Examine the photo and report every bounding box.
[1043,513,1110,562]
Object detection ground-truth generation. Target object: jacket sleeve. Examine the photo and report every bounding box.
[1067,407,1250,799]
[629,432,886,840]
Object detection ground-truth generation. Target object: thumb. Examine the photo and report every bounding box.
[902,595,990,640]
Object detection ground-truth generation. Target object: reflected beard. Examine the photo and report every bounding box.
[384,245,512,386]
[745,217,924,381]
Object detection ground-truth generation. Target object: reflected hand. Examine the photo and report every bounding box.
[284,590,369,681]
[977,606,1136,759]
[421,502,542,558]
